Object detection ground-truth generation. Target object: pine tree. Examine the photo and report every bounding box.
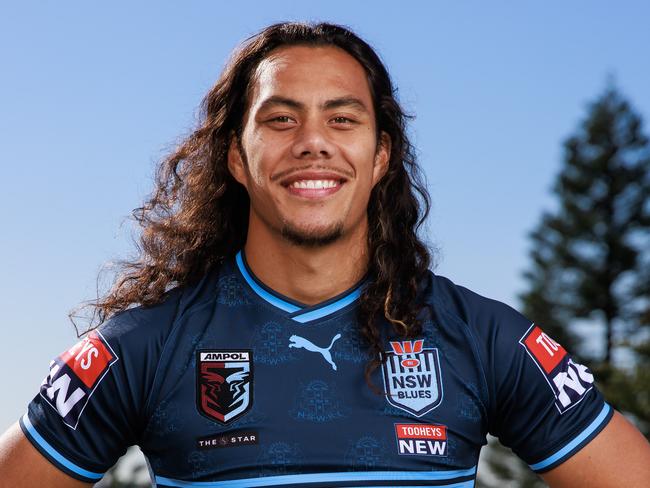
[538,82,650,366]
[479,82,650,486]
[518,212,579,353]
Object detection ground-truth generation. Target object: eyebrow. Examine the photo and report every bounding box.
[256,95,370,114]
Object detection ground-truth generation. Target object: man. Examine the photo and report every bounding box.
[0,21,649,487]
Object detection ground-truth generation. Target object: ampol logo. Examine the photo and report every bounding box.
[381,340,443,417]
[196,350,253,424]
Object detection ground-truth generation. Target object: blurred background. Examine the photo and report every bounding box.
[1,2,649,486]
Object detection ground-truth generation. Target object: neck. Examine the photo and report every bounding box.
[243,219,369,306]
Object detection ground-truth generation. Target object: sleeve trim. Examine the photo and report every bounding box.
[19,413,104,482]
[528,402,613,472]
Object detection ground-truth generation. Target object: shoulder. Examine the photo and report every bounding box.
[96,265,224,354]
[419,270,531,335]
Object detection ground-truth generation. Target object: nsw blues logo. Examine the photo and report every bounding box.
[381,340,443,417]
[196,350,253,424]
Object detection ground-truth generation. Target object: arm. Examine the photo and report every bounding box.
[541,410,650,488]
[0,422,91,488]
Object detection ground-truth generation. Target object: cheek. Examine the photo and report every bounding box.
[342,142,378,184]
[244,155,271,189]
[244,133,286,188]
[247,166,267,189]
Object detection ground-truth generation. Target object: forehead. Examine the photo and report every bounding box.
[247,45,374,113]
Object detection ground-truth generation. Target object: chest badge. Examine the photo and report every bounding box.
[196,350,253,424]
[381,340,443,417]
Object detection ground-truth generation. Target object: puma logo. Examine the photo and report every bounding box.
[289,333,341,371]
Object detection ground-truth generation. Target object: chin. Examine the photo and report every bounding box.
[280,221,345,247]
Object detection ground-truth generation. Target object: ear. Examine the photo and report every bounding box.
[372,131,391,186]
[227,132,248,188]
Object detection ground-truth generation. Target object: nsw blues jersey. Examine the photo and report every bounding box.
[21,251,613,487]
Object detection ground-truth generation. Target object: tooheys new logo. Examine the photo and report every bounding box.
[40,331,119,429]
[395,423,448,456]
[519,324,594,414]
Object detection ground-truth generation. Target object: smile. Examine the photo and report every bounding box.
[290,179,339,189]
[279,171,348,199]
[285,178,344,198]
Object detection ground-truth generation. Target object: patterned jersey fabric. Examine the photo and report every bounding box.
[21,250,613,487]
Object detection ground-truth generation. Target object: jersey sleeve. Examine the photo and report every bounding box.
[462,289,614,473]
[19,292,181,483]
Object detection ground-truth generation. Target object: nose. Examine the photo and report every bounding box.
[291,117,337,160]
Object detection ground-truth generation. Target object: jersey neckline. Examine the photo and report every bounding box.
[234,250,366,323]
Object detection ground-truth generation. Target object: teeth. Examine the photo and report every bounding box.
[290,180,339,189]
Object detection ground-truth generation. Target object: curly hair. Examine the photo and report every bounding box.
[77,21,433,391]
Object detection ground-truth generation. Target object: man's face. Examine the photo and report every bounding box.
[228,45,390,247]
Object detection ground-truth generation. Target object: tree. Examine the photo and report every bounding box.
[538,82,650,366]
[479,82,650,486]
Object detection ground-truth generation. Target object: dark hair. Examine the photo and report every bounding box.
[76,21,433,391]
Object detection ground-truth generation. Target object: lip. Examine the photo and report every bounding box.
[280,171,348,199]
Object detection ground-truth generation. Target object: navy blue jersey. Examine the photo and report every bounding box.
[20,251,613,487]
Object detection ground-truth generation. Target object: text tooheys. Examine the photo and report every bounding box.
[395,423,448,456]
[520,324,594,413]
[40,331,118,429]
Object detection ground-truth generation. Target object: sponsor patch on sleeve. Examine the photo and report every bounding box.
[394,423,448,456]
[519,324,594,414]
[40,330,118,429]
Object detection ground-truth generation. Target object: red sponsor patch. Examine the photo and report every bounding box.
[60,331,115,388]
[395,423,447,440]
[521,325,566,374]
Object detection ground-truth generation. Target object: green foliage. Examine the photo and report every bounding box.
[592,338,650,437]
[526,82,650,365]
[477,436,547,488]
[94,448,151,488]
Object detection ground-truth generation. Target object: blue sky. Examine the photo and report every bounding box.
[1,1,649,430]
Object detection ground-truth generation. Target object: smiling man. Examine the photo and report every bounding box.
[1,21,649,488]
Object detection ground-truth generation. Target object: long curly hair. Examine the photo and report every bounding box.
[77,21,433,391]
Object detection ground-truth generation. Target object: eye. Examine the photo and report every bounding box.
[331,116,356,124]
[269,116,294,123]
[265,115,298,130]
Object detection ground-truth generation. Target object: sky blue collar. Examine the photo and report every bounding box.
[235,250,365,323]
